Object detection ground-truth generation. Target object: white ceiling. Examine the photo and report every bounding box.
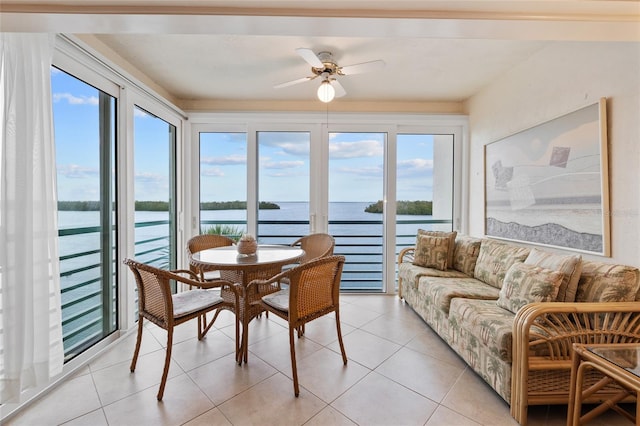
[93,34,546,102]
[2,1,639,106]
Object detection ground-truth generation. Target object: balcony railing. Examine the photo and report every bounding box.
[59,217,449,359]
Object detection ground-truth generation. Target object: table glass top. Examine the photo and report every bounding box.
[192,244,304,266]
[588,344,640,378]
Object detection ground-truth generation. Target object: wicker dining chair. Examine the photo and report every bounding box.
[286,233,336,336]
[123,258,240,400]
[290,232,335,263]
[247,255,347,396]
[186,234,235,281]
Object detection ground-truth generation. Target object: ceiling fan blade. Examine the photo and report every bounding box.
[339,59,386,75]
[274,75,316,89]
[295,48,324,68]
[332,79,347,98]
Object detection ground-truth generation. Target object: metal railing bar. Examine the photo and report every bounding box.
[61,277,101,294]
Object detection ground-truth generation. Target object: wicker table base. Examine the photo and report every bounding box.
[568,343,640,426]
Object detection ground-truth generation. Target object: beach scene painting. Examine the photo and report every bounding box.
[484,98,610,256]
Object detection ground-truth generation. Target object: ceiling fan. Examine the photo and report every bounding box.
[274,48,385,102]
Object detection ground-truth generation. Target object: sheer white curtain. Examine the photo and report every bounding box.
[0,33,64,403]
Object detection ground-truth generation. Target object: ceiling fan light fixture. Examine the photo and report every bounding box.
[317,80,335,103]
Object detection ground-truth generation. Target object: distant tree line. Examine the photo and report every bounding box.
[58,200,280,211]
[364,200,433,215]
[200,201,280,210]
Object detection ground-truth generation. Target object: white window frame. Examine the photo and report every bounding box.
[188,111,467,294]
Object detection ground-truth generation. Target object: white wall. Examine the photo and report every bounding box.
[466,41,640,266]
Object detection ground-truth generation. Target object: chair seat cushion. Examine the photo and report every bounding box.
[172,289,223,318]
[262,289,290,312]
[202,270,222,281]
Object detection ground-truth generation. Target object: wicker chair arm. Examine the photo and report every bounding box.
[246,268,291,291]
[398,246,415,264]
[167,268,239,293]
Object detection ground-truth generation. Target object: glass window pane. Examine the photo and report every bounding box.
[328,132,385,291]
[257,131,310,244]
[199,132,247,239]
[396,134,455,278]
[133,106,176,269]
[52,67,117,361]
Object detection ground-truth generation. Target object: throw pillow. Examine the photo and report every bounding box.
[497,263,564,314]
[412,234,450,271]
[524,248,582,302]
[576,261,640,303]
[452,235,482,277]
[418,229,457,268]
[474,239,530,289]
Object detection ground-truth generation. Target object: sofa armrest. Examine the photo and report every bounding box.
[398,246,415,264]
[397,247,415,299]
[510,301,640,424]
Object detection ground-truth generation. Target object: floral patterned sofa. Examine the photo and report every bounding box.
[397,232,640,425]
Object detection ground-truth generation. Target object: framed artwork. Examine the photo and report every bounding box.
[484,98,610,256]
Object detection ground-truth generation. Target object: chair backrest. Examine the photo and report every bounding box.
[285,255,345,323]
[187,234,235,255]
[124,258,174,327]
[291,233,335,263]
[187,234,235,275]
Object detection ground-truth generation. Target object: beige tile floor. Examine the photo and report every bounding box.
[5,295,634,426]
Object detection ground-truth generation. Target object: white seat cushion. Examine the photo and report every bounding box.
[262,289,290,312]
[202,270,221,281]
[172,289,223,318]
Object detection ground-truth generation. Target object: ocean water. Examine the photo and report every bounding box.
[57,202,438,354]
[58,202,437,292]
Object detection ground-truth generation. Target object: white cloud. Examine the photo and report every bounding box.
[261,160,305,170]
[335,165,383,177]
[53,92,99,106]
[135,172,164,183]
[397,158,434,177]
[201,167,225,177]
[329,140,383,159]
[57,164,99,178]
[201,154,246,166]
[134,108,151,118]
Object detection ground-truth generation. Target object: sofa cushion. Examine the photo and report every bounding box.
[398,263,469,291]
[449,298,515,362]
[452,235,482,277]
[576,261,640,303]
[474,239,530,289]
[418,229,457,268]
[524,248,582,302]
[413,234,450,270]
[497,263,564,314]
[421,276,500,314]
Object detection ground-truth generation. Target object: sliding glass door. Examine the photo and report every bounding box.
[133,106,177,270]
[257,131,311,244]
[328,131,385,291]
[395,134,455,290]
[193,119,460,293]
[52,67,117,360]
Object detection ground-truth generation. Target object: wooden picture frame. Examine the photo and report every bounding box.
[484,98,610,256]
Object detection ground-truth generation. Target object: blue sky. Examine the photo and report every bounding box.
[52,67,435,203]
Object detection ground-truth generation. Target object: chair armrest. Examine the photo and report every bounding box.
[169,269,239,293]
[171,268,200,280]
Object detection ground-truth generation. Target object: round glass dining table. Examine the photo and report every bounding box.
[189,244,304,364]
